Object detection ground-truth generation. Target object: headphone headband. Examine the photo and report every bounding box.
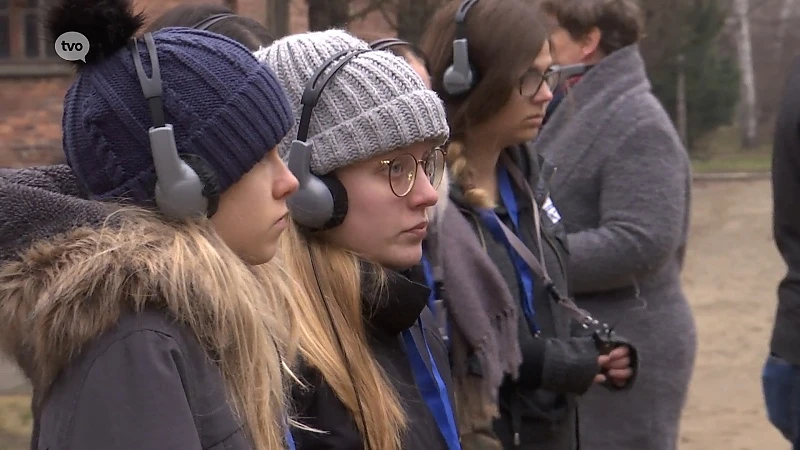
[296,48,371,142]
[192,13,235,31]
[369,37,410,52]
[454,0,480,40]
[286,47,373,231]
[132,33,165,128]
[130,32,209,220]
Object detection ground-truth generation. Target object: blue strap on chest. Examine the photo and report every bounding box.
[401,321,461,450]
[478,165,539,335]
[286,421,296,450]
[420,255,437,310]
[420,253,451,348]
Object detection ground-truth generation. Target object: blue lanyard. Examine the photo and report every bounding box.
[420,254,451,349]
[286,422,296,450]
[420,255,437,311]
[478,165,539,335]
[401,321,461,450]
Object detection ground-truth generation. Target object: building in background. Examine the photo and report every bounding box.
[0,0,392,167]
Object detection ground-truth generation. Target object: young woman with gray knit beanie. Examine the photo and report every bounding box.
[0,0,304,449]
[254,30,456,450]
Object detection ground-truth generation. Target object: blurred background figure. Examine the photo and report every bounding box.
[146,3,276,50]
[369,37,433,88]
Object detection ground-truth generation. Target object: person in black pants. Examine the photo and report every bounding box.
[763,56,800,450]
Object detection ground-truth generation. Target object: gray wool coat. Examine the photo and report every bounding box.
[533,44,697,450]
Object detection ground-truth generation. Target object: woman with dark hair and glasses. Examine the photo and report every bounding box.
[417,0,640,449]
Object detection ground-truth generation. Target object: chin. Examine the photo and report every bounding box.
[376,245,423,271]
[520,128,539,143]
[239,244,277,266]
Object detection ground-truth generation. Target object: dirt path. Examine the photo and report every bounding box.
[0,178,791,449]
[679,178,787,450]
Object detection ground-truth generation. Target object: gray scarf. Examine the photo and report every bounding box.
[426,191,521,433]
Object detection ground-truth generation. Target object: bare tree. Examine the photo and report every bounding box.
[734,0,758,148]
[676,53,689,146]
[394,0,445,43]
[307,0,351,30]
[306,0,389,31]
[775,0,797,60]
[266,0,291,37]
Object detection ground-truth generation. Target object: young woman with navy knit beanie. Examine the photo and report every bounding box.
[253,30,457,450]
[0,0,303,449]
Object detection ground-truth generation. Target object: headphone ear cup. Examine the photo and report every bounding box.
[179,153,220,218]
[318,174,348,230]
[442,64,473,96]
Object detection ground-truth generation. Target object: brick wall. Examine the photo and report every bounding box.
[0,0,394,168]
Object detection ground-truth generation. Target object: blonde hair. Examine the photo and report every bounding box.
[446,141,496,209]
[278,222,408,450]
[0,209,298,450]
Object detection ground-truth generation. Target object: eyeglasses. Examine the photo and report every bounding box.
[519,66,561,97]
[380,145,448,197]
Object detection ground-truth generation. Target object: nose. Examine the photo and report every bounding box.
[535,83,554,104]
[407,166,439,209]
[274,158,299,200]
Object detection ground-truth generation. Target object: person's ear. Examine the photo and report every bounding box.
[581,27,603,59]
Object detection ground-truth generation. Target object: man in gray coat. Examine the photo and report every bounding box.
[534,1,697,449]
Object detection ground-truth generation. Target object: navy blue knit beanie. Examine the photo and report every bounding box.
[50,0,293,205]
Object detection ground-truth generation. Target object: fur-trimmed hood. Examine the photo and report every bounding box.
[0,165,113,392]
[0,166,281,396]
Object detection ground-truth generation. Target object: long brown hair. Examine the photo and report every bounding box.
[420,0,549,208]
[0,209,296,450]
[278,222,408,450]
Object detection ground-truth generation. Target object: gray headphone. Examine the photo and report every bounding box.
[286,48,372,231]
[442,0,480,96]
[130,33,214,220]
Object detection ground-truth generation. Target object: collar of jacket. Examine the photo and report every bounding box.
[359,261,430,337]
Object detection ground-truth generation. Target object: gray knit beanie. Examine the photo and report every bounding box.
[253,30,449,176]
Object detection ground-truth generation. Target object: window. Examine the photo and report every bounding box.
[0,0,71,77]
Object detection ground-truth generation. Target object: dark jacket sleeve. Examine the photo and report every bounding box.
[517,336,599,395]
[67,330,202,450]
